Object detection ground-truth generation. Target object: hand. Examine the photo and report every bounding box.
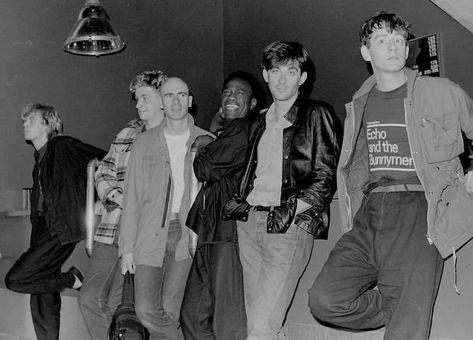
[209,108,225,132]
[193,135,214,151]
[121,253,135,274]
[464,171,473,194]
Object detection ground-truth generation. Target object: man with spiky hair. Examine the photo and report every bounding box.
[5,103,105,340]
[224,41,340,339]
[309,12,473,339]
[78,69,168,340]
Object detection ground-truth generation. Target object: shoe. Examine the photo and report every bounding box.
[68,265,84,290]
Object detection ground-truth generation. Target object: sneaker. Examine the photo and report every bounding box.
[68,266,84,290]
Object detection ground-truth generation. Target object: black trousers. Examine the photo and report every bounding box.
[5,217,77,340]
[309,191,444,340]
[181,239,247,340]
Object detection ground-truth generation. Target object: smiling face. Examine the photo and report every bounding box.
[361,25,409,76]
[160,77,193,122]
[221,78,256,122]
[263,61,307,102]
[134,86,164,128]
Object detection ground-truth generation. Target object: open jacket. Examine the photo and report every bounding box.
[338,68,473,258]
[34,136,106,245]
[119,116,213,267]
[229,96,340,238]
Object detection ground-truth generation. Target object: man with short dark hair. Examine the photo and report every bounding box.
[119,77,213,339]
[5,103,105,340]
[225,41,340,339]
[209,70,262,133]
[78,69,168,340]
[309,12,473,339]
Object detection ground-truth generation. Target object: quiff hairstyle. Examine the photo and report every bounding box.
[129,69,168,100]
[262,41,310,74]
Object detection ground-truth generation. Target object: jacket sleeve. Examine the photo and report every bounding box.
[94,127,135,211]
[456,84,473,172]
[118,139,143,256]
[193,119,249,183]
[298,104,340,212]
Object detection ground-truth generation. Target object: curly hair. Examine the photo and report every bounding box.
[129,69,168,100]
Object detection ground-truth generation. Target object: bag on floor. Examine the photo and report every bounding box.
[108,272,150,340]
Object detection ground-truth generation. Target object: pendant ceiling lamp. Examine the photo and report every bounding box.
[63,0,125,56]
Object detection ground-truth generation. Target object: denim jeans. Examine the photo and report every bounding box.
[134,217,193,340]
[309,191,443,340]
[237,210,314,340]
[4,217,76,340]
[78,241,123,340]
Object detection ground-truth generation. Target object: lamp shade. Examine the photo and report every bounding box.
[64,0,125,56]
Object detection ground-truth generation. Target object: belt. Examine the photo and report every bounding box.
[371,184,424,193]
[169,212,180,219]
[253,205,272,212]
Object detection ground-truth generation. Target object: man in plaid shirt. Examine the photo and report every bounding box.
[78,69,168,340]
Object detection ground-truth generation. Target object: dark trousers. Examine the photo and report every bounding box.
[4,217,77,340]
[309,191,444,340]
[181,240,247,340]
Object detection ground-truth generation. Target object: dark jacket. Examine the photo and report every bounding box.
[186,118,250,243]
[228,96,340,238]
[32,136,106,244]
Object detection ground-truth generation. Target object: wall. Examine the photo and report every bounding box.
[1,0,473,338]
[222,0,473,122]
[0,0,223,192]
[222,1,473,339]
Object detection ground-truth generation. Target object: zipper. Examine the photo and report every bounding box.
[161,174,171,228]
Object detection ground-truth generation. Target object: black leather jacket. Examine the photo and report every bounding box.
[231,96,340,238]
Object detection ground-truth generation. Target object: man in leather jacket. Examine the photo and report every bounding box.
[225,41,340,339]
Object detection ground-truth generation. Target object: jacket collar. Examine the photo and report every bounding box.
[261,94,306,125]
[352,67,419,102]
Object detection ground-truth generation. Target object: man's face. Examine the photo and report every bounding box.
[160,78,193,121]
[221,79,256,122]
[135,86,164,126]
[361,25,409,75]
[23,112,49,144]
[263,62,307,102]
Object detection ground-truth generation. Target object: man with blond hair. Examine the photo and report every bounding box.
[5,103,105,340]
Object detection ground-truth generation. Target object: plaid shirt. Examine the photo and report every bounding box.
[94,119,145,244]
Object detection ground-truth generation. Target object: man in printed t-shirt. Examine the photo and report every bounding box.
[309,12,473,340]
[364,84,419,186]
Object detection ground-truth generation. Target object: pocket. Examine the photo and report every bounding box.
[436,182,473,240]
[420,113,462,163]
